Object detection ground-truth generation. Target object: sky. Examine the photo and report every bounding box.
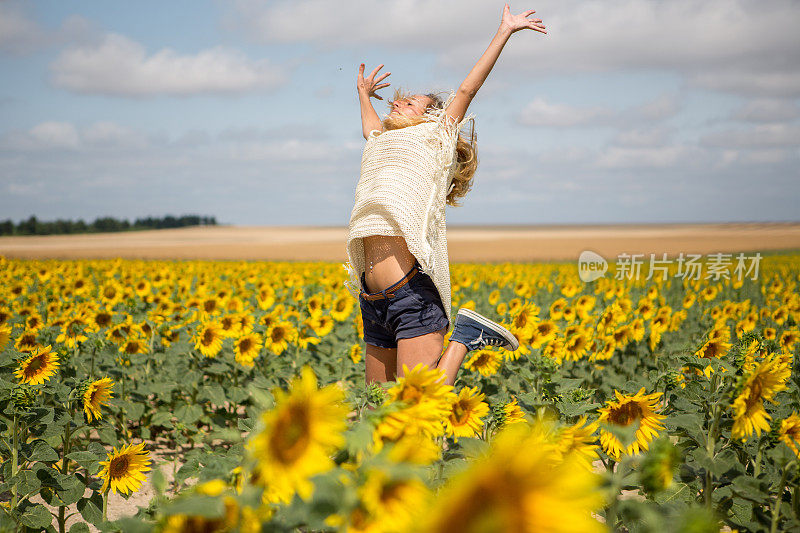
[1,0,799,227]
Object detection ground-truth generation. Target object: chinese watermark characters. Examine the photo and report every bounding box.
[578,251,761,283]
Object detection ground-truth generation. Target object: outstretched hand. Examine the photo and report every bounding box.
[357,63,391,100]
[500,3,546,34]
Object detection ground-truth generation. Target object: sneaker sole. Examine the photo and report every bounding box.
[457,308,520,351]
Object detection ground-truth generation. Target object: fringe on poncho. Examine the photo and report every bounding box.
[343,90,476,328]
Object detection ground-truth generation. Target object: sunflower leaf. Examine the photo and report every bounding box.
[17,502,53,529]
[67,451,101,473]
[77,492,103,525]
[25,439,59,463]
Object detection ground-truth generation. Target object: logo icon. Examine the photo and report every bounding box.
[578,250,607,282]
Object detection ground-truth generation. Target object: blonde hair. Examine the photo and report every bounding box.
[380,88,477,207]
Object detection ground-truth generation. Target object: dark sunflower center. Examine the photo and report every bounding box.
[452,401,471,425]
[745,381,763,411]
[399,386,423,404]
[609,401,643,426]
[25,355,46,376]
[110,455,130,478]
[270,403,310,464]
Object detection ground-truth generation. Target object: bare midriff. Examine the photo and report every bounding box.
[362,235,417,294]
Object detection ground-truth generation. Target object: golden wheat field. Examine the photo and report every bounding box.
[2,225,800,532]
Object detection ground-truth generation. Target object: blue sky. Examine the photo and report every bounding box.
[1,0,798,226]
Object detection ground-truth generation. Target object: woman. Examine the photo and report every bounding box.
[344,4,546,386]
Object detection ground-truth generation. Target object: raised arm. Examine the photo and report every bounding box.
[357,63,391,140]
[445,4,546,125]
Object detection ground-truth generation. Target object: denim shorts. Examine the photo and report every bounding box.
[359,262,450,349]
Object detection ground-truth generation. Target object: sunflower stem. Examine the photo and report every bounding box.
[704,404,721,510]
[58,410,72,533]
[754,446,763,478]
[10,412,19,510]
[102,487,110,522]
[770,463,792,533]
[90,344,96,379]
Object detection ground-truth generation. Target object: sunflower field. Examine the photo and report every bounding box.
[1,251,800,532]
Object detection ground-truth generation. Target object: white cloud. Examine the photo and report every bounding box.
[0,2,46,55]
[0,120,152,151]
[517,93,681,129]
[227,139,345,161]
[518,97,611,127]
[83,122,147,149]
[701,123,800,148]
[629,94,681,121]
[595,146,693,169]
[50,33,288,97]
[225,0,800,97]
[731,98,800,123]
[28,122,80,149]
[611,127,671,147]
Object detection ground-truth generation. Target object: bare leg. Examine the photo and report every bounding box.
[366,343,397,384]
[397,327,469,386]
[435,340,469,386]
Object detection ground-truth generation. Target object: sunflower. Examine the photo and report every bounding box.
[445,386,489,440]
[557,416,600,470]
[193,320,225,358]
[374,365,455,446]
[420,422,605,533]
[55,315,89,349]
[492,397,527,432]
[310,315,335,337]
[597,388,666,460]
[357,469,430,532]
[387,364,454,407]
[549,298,567,320]
[488,289,501,306]
[331,294,355,322]
[502,398,526,426]
[87,309,114,332]
[780,330,799,352]
[563,329,591,362]
[779,413,800,458]
[265,320,296,355]
[234,332,263,368]
[0,323,11,351]
[731,352,790,440]
[305,294,324,319]
[349,344,363,364]
[630,318,646,342]
[15,345,60,385]
[296,320,322,350]
[510,303,539,337]
[530,320,558,349]
[98,442,152,495]
[463,348,502,377]
[23,313,45,332]
[385,433,441,465]
[218,314,242,338]
[247,366,348,503]
[119,335,149,356]
[82,377,114,422]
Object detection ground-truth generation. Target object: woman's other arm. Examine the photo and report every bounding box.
[357,63,391,139]
[445,4,546,124]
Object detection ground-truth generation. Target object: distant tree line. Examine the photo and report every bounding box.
[0,215,218,236]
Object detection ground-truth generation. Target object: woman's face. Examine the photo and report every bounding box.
[389,94,433,117]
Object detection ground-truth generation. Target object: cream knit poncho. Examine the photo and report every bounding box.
[344,91,475,327]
